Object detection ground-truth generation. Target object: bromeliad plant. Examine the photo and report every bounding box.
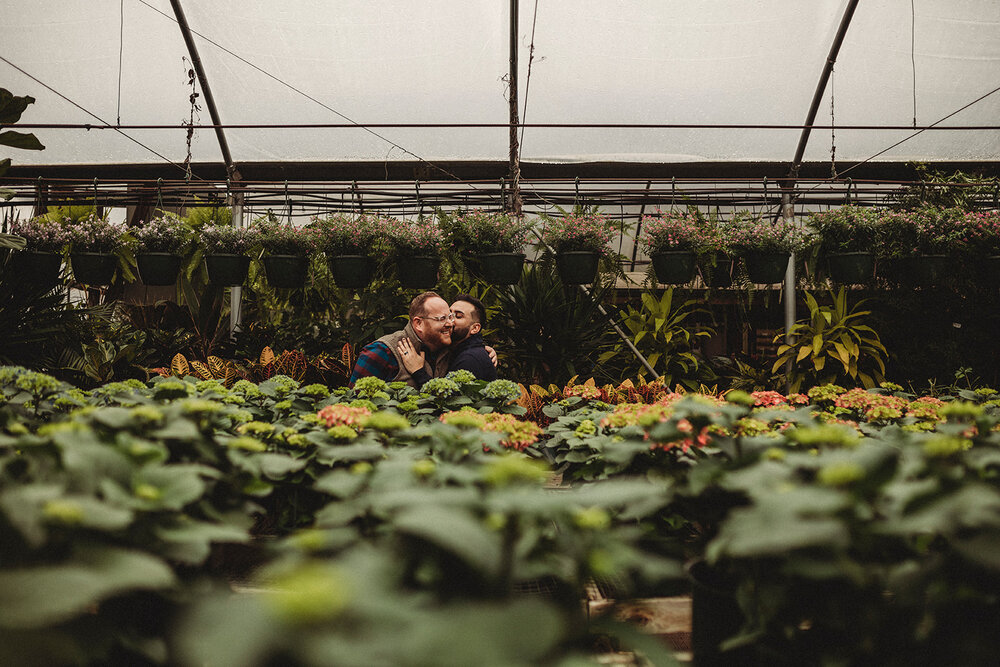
[772,288,888,392]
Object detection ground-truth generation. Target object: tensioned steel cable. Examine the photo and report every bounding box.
[135,0,481,188]
[0,55,201,180]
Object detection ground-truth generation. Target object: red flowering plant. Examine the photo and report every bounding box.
[385,215,443,257]
[313,212,385,257]
[958,209,1000,257]
[439,209,534,254]
[252,216,319,257]
[723,210,812,254]
[639,208,707,254]
[540,210,618,257]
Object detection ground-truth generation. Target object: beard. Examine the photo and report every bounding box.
[450,323,471,343]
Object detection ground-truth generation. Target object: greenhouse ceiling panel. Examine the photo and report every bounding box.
[3,0,999,167]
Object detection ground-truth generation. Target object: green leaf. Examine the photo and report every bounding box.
[151,419,201,441]
[256,453,307,480]
[393,505,501,576]
[155,520,249,565]
[0,130,44,151]
[0,546,175,629]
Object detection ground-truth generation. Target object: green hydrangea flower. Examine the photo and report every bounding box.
[940,401,983,420]
[421,378,460,398]
[129,405,165,425]
[153,379,192,400]
[574,419,597,437]
[397,399,419,413]
[817,461,865,486]
[482,453,548,487]
[923,436,972,458]
[481,379,521,402]
[363,411,410,432]
[445,369,476,385]
[195,379,227,394]
[327,425,358,440]
[266,563,352,622]
[349,399,377,411]
[573,506,611,531]
[231,380,263,398]
[353,376,388,397]
[239,421,276,436]
[227,436,267,452]
[181,398,223,415]
[299,383,330,398]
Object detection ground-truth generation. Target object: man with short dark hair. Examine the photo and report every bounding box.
[396,293,497,382]
[348,291,454,387]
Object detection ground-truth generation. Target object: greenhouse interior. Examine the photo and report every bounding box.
[2,1,1000,665]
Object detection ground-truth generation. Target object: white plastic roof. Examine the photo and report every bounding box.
[4,0,1000,167]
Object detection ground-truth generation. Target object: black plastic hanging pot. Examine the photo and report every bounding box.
[555,251,599,285]
[479,252,525,285]
[13,251,63,287]
[827,251,874,284]
[743,251,789,284]
[327,254,375,289]
[136,253,182,286]
[396,255,439,288]
[71,252,117,285]
[206,254,251,286]
[651,251,697,284]
[263,254,309,288]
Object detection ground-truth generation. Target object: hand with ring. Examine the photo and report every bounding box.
[395,337,425,374]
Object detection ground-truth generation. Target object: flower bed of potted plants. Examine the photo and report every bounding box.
[314,213,383,289]
[132,213,193,286]
[253,217,317,288]
[639,208,704,284]
[386,215,443,288]
[441,209,534,285]
[541,209,617,284]
[68,213,127,286]
[199,224,260,286]
[725,212,810,284]
[6,216,70,286]
[806,205,881,284]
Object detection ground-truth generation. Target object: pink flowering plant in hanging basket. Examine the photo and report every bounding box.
[806,205,883,254]
[9,216,72,253]
[314,213,385,256]
[439,209,534,254]
[252,216,319,256]
[68,213,127,253]
[541,210,618,256]
[640,208,710,254]
[386,215,443,257]
[723,211,812,254]
[199,224,262,255]
[961,209,1000,257]
[132,213,194,254]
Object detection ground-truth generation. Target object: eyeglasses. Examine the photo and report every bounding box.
[419,313,455,323]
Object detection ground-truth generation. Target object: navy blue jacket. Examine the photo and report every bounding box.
[449,332,497,381]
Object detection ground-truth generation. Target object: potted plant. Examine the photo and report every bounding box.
[68,213,126,285]
[8,216,70,286]
[132,213,192,286]
[200,224,260,286]
[442,209,533,285]
[725,212,810,284]
[878,206,966,286]
[253,217,317,289]
[386,215,443,288]
[806,205,881,284]
[963,209,1000,283]
[541,210,617,284]
[315,213,383,289]
[640,208,704,284]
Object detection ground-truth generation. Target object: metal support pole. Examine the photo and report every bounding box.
[782,192,796,392]
[508,0,523,216]
[229,191,243,336]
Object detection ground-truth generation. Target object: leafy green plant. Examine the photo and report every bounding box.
[252,216,318,256]
[439,208,534,254]
[806,205,883,254]
[132,213,193,254]
[540,209,617,256]
[7,216,71,252]
[724,211,812,254]
[640,207,709,253]
[602,289,714,389]
[385,215,442,257]
[773,288,887,392]
[199,224,261,254]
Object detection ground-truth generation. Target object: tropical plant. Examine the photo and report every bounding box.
[67,213,127,253]
[132,213,193,254]
[640,208,709,254]
[806,205,883,254]
[601,289,715,389]
[199,224,261,254]
[439,208,534,254]
[772,288,888,392]
[888,162,997,210]
[384,215,442,257]
[540,210,618,256]
[724,211,812,254]
[8,216,71,252]
[0,88,45,202]
[313,212,384,256]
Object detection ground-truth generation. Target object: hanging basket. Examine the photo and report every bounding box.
[651,251,697,284]
[687,559,753,666]
[827,252,874,284]
[136,252,182,286]
[263,254,309,288]
[988,255,1000,284]
[396,255,439,288]
[555,251,600,285]
[327,254,375,289]
[699,255,734,288]
[71,252,117,285]
[478,252,525,285]
[206,254,251,287]
[743,251,789,284]
[12,251,63,287]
